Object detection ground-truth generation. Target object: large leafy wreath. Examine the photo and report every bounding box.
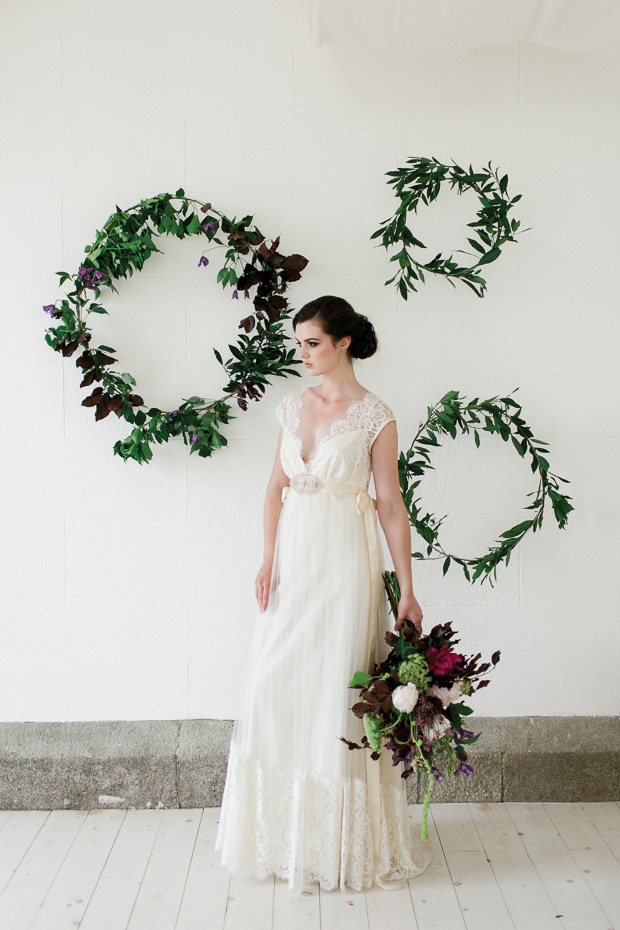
[43,190,308,463]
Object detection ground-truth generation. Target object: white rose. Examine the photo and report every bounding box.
[392,682,419,714]
[428,680,463,706]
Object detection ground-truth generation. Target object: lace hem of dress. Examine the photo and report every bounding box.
[214,748,432,894]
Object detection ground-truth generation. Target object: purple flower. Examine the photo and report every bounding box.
[455,762,474,777]
[78,265,107,290]
[191,432,202,445]
[169,410,180,419]
[430,765,445,782]
[42,304,57,315]
[198,255,209,267]
[244,289,250,299]
[200,222,215,233]
[232,289,238,299]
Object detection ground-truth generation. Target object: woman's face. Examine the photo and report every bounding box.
[294,319,351,375]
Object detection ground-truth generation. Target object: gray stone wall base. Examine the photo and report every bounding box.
[0,717,617,811]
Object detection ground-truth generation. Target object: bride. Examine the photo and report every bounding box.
[214,295,432,893]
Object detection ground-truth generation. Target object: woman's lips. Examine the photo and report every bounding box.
[304,362,312,367]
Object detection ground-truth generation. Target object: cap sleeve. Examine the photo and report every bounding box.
[368,397,396,445]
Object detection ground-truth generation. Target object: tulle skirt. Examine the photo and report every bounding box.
[214,482,432,893]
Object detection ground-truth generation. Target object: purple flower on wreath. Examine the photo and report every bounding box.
[169,410,180,419]
[232,289,238,299]
[198,255,209,267]
[455,761,474,777]
[430,765,445,782]
[244,289,250,299]
[200,222,216,233]
[42,304,57,316]
[78,265,107,290]
[191,432,202,445]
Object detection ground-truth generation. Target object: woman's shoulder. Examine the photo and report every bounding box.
[365,390,396,420]
[363,391,397,441]
[275,385,304,426]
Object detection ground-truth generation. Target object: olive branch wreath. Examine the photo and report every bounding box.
[43,189,307,464]
[373,156,530,299]
[396,388,574,586]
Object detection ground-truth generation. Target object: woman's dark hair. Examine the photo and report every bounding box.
[292,296,378,360]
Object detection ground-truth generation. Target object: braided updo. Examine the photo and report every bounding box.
[292,296,378,360]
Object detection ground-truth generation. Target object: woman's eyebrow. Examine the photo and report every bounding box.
[295,337,320,343]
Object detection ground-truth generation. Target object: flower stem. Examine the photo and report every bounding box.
[409,728,434,842]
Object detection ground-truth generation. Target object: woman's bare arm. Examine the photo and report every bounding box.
[256,426,290,612]
[371,419,423,632]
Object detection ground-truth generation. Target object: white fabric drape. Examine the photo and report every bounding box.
[306,0,620,52]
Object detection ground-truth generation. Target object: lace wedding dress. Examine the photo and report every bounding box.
[214,386,432,893]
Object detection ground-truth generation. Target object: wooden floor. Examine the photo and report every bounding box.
[0,802,618,930]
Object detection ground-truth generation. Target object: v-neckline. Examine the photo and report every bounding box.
[290,387,372,469]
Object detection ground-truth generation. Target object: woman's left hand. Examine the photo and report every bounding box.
[395,591,423,634]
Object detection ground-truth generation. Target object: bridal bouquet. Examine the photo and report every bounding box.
[339,572,500,841]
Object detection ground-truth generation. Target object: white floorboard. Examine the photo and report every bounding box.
[0,802,617,930]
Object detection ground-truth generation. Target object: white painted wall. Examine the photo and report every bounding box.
[0,0,618,721]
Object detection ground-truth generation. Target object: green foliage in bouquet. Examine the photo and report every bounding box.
[42,190,308,464]
[399,388,574,586]
[340,572,501,841]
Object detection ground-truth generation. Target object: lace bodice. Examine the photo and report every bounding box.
[275,387,396,490]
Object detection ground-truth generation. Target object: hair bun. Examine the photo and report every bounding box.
[351,315,378,359]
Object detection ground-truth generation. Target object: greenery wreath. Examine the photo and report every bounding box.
[396,388,574,586]
[42,189,308,464]
[372,157,530,299]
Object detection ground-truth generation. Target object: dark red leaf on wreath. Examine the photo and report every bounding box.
[61,338,80,357]
[280,253,309,282]
[107,395,123,412]
[81,387,104,407]
[76,351,93,369]
[239,315,255,333]
[257,235,280,260]
[80,370,96,387]
[263,300,283,324]
[95,402,111,421]
[126,394,144,406]
[266,250,286,271]
[200,202,212,213]
[237,268,261,290]
[93,350,117,366]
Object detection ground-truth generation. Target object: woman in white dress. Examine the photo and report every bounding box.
[215,295,432,893]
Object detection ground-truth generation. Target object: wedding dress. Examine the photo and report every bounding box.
[214,385,432,893]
